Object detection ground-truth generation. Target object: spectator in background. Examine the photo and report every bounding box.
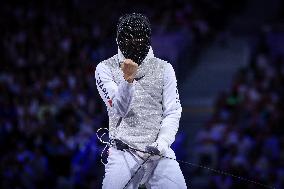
[193,28,284,189]
[0,0,248,188]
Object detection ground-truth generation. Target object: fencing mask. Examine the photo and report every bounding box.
[117,13,151,65]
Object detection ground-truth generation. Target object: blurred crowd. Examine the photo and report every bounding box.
[0,0,247,188]
[193,29,284,188]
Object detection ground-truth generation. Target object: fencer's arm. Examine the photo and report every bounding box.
[95,62,135,117]
[157,63,182,149]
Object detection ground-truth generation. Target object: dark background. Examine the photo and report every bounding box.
[0,0,284,188]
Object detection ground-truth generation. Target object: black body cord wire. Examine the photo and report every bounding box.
[97,128,276,189]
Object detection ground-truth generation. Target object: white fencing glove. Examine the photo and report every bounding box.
[145,138,169,160]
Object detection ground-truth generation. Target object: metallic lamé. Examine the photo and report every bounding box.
[103,55,166,151]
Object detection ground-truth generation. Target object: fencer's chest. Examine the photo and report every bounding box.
[111,58,164,100]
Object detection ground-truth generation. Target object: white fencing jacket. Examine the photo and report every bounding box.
[95,47,182,151]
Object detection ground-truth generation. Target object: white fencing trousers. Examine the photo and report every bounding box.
[102,147,187,189]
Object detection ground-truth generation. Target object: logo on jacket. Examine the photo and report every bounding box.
[96,73,112,106]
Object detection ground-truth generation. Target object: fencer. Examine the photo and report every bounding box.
[95,13,187,189]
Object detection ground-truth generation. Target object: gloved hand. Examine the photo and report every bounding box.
[145,139,169,157]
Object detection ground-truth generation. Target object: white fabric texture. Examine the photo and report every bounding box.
[102,147,187,189]
[95,63,135,117]
[96,47,185,188]
[95,47,182,152]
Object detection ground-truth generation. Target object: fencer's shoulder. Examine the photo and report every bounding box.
[153,57,175,72]
[96,55,118,72]
[153,57,168,65]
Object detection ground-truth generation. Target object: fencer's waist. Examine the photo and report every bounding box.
[110,139,151,160]
[110,139,130,151]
